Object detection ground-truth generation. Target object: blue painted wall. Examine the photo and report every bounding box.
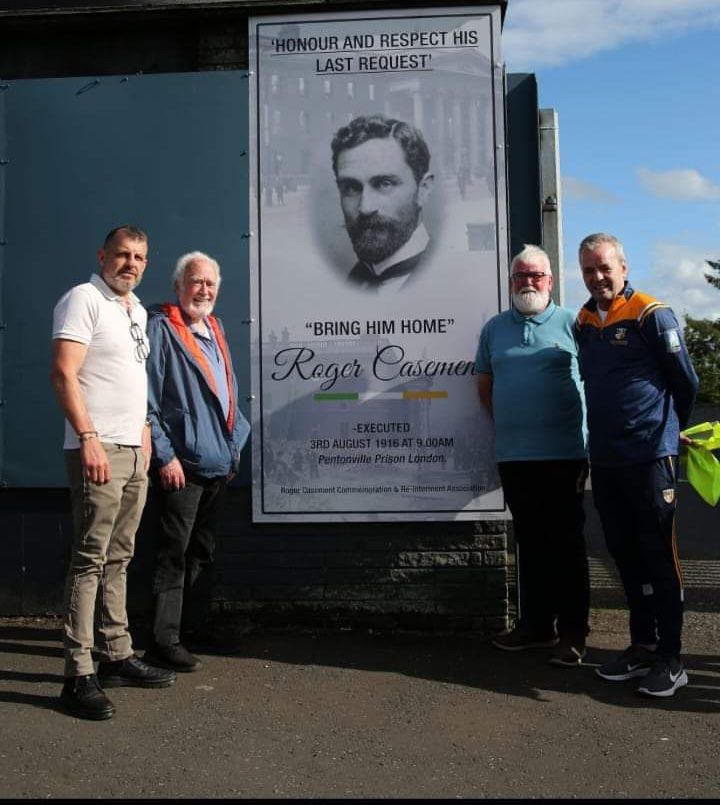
[0,71,251,486]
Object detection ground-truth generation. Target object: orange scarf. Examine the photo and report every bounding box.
[162,303,236,432]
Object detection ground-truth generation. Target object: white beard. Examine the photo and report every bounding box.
[187,299,214,320]
[513,288,550,315]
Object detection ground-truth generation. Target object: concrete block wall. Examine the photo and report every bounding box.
[212,491,508,632]
[0,488,510,634]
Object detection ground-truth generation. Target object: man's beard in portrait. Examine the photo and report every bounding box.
[513,287,550,315]
[346,202,421,265]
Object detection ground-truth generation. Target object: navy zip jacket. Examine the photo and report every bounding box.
[146,303,250,477]
[576,282,698,468]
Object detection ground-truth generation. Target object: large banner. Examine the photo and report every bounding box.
[249,6,508,521]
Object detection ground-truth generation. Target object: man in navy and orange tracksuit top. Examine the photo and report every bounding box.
[576,233,698,698]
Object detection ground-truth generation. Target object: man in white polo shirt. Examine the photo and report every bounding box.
[51,225,175,721]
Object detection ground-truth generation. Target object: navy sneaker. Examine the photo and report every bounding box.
[549,637,586,667]
[596,645,656,681]
[491,623,558,651]
[638,657,688,698]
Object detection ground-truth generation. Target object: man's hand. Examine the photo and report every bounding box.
[159,457,185,491]
[679,433,696,448]
[142,423,152,473]
[81,438,111,484]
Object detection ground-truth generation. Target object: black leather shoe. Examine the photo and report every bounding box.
[97,654,176,688]
[144,643,201,673]
[60,674,115,720]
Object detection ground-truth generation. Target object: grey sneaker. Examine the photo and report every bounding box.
[491,623,558,652]
[596,645,656,681]
[638,657,688,698]
[144,643,201,673]
[549,637,586,667]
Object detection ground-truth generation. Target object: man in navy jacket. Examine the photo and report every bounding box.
[576,233,698,698]
[144,251,250,672]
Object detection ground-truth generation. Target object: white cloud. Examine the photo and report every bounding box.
[637,168,720,201]
[560,271,588,315]
[645,242,720,320]
[503,0,720,69]
[563,176,619,203]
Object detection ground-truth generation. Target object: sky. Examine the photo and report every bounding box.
[502,0,720,321]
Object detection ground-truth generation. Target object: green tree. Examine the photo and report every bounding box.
[705,258,720,291]
[684,258,720,404]
[683,259,720,404]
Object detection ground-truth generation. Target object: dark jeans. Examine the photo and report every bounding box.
[591,457,683,659]
[499,459,590,642]
[150,471,227,647]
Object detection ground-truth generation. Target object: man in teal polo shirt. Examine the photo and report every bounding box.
[475,244,589,666]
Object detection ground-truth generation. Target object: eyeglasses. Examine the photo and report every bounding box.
[511,271,551,284]
[129,321,149,362]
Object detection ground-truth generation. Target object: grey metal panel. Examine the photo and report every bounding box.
[0,82,7,484]
[505,73,541,259]
[1,71,250,486]
[0,1,509,19]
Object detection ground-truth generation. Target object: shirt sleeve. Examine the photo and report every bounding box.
[146,318,178,467]
[52,286,97,344]
[216,317,250,471]
[230,381,251,473]
[474,321,493,375]
[644,306,699,430]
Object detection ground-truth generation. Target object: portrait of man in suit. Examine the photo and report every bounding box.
[331,114,435,292]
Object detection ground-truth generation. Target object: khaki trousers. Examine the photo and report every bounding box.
[64,445,148,677]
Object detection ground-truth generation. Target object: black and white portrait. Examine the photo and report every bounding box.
[331,114,435,293]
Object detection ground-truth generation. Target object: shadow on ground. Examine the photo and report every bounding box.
[1,619,718,717]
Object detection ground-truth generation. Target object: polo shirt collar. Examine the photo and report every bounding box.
[190,320,212,339]
[511,299,556,325]
[90,273,141,307]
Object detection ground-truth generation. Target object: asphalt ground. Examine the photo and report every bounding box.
[1,608,719,799]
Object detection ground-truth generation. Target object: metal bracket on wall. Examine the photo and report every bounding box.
[76,79,100,96]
